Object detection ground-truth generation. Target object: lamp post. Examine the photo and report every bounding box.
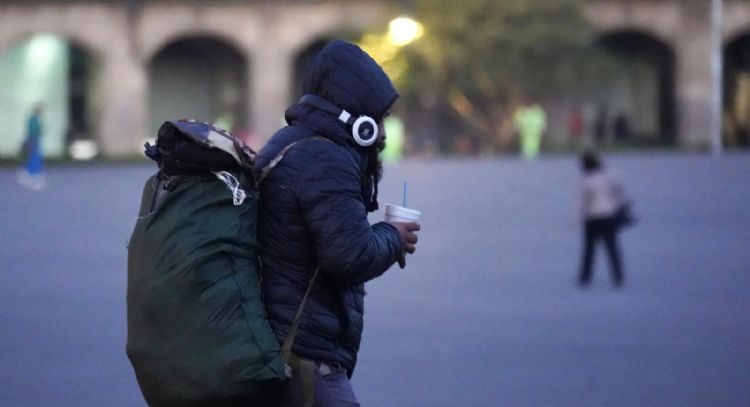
[710,0,723,156]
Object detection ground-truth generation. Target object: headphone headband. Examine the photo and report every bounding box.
[300,95,354,124]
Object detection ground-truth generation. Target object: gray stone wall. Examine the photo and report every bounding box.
[1,0,748,155]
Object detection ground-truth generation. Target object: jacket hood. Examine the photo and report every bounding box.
[301,40,399,122]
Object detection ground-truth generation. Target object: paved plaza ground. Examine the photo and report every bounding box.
[1,152,749,406]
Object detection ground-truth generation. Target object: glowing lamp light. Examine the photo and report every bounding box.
[387,17,424,47]
[26,35,60,65]
[69,140,98,160]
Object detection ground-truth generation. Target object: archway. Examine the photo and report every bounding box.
[290,29,370,104]
[724,31,750,148]
[291,38,335,103]
[592,30,677,146]
[0,34,102,159]
[148,36,249,137]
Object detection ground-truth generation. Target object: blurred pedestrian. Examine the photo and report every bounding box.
[513,97,546,160]
[381,114,405,164]
[593,103,608,146]
[577,151,628,288]
[17,104,46,190]
[568,106,584,147]
[613,111,630,142]
[214,109,235,133]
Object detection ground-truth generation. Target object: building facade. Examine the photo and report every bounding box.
[0,0,749,157]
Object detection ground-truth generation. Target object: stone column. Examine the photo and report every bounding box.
[675,2,714,149]
[248,42,294,149]
[98,11,147,157]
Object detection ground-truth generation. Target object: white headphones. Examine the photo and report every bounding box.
[300,94,379,147]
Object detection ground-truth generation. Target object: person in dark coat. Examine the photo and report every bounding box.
[254,40,420,406]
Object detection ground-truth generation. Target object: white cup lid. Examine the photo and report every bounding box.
[384,203,421,221]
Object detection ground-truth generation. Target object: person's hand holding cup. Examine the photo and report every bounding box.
[385,204,421,268]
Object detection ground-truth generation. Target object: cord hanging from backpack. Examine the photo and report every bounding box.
[213,171,247,206]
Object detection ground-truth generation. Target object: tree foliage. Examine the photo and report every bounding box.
[391,0,611,152]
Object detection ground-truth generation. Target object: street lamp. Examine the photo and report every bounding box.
[387,16,423,47]
[710,0,723,156]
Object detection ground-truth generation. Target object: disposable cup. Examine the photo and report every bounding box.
[384,203,421,223]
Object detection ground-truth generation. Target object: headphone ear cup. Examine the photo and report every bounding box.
[352,116,378,147]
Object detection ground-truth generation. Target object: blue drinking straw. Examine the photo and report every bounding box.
[402,181,407,207]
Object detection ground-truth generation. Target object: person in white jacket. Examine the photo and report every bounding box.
[578,151,626,287]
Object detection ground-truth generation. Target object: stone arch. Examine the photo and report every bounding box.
[141,28,248,65]
[146,35,250,138]
[288,23,382,103]
[283,5,389,97]
[290,37,339,102]
[289,37,332,101]
[723,30,750,147]
[0,26,107,60]
[0,33,104,158]
[592,29,677,145]
[725,0,750,43]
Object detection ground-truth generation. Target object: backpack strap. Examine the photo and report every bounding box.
[256,135,331,186]
[282,266,321,362]
[282,266,320,407]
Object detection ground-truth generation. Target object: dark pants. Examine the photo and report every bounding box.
[262,362,360,407]
[580,217,624,286]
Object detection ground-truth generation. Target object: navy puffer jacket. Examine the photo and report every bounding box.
[255,41,402,376]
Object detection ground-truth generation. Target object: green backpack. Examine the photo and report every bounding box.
[126,120,314,406]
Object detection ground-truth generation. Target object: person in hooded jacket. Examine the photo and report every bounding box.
[254,40,420,406]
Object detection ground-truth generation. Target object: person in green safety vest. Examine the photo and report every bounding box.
[513,97,547,160]
[214,110,235,133]
[381,115,404,164]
